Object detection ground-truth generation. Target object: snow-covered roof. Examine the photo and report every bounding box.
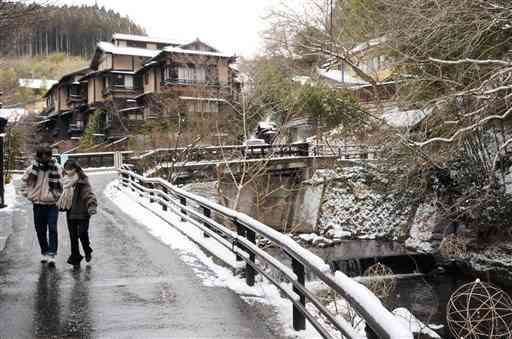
[179,96,227,102]
[118,106,144,113]
[257,121,277,129]
[111,70,137,75]
[112,33,184,46]
[349,37,387,55]
[97,41,161,58]
[163,46,233,58]
[18,79,58,90]
[382,106,433,128]
[0,108,28,122]
[317,68,369,86]
[292,76,312,85]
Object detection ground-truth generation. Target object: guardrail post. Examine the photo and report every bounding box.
[130,175,135,192]
[149,183,155,203]
[202,206,211,238]
[180,197,187,221]
[365,324,379,339]
[121,172,128,187]
[292,258,306,331]
[246,229,256,286]
[235,221,245,262]
[162,186,168,211]
[139,179,144,198]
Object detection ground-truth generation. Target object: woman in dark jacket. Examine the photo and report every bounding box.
[57,159,97,267]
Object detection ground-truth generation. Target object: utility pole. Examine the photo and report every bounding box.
[0,89,6,208]
[0,117,7,209]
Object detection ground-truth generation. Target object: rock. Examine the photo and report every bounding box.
[311,235,324,246]
[298,233,316,243]
[405,202,445,253]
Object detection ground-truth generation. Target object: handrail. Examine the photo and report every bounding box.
[131,143,310,161]
[118,168,413,339]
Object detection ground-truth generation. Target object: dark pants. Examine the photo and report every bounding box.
[67,217,92,263]
[33,204,59,256]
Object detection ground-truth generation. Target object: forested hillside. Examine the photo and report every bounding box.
[0,3,145,58]
[0,53,87,106]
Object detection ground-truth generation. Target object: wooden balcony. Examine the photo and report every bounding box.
[102,85,143,98]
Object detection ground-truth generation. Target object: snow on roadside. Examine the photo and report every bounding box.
[3,175,21,210]
[104,180,327,339]
[0,176,22,251]
[4,180,17,208]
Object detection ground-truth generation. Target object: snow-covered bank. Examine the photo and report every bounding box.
[0,176,21,252]
[314,166,413,242]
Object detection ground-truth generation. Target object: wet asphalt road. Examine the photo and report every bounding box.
[0,173,279,339]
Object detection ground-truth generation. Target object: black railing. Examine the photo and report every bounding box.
[127,143,310,174]
[312,144,382,160]
[118,168,413,339]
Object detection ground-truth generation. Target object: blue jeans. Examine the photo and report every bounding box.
[33,204,59,256]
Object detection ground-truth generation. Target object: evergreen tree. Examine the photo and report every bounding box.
[0,3,145,58]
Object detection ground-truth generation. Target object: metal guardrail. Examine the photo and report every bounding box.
[312,144,381,160]
[118,168,413,339]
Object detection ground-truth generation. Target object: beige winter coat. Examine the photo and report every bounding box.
[20,164,62,205]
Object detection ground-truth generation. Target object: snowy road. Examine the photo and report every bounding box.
[0,173,281,338]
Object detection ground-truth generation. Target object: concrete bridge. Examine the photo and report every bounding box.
[15,143,381,184]
[0,171,413,339]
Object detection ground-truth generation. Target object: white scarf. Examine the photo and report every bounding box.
[57,174,79,211]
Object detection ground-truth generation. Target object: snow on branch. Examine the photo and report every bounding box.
[412,106,512,148]
[491,138,512,176]
[429,57,512,67]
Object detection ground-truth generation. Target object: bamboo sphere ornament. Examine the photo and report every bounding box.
[447,279,512,339]
[363,263,395,300]
[439,234,467,257]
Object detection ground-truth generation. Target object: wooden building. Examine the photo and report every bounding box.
[39,67,90,141]
[39,34,242,148]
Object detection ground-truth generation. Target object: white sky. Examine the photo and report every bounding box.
[56,0,297,57]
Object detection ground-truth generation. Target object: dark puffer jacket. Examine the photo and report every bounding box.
[68,177,97,220]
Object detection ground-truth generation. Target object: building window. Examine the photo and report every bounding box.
[112,74,124,87]
[188,100,219,113]
[206,65,218,83]
[128,112,144,121]
[77,120,84,129]
[178,65,195,83]
[110,74,133,89]
[124,75,133,89]
[176,64,207,83]
[195,65,206,83]
[105,111,112,129]
[126,40,146,48]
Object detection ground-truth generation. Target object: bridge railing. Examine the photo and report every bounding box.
[59,151,133,170]
[126,143,310,174]
[118,168,413,339]
[312,144,381,160]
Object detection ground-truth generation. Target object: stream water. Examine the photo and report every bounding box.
[268,240,512,339]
